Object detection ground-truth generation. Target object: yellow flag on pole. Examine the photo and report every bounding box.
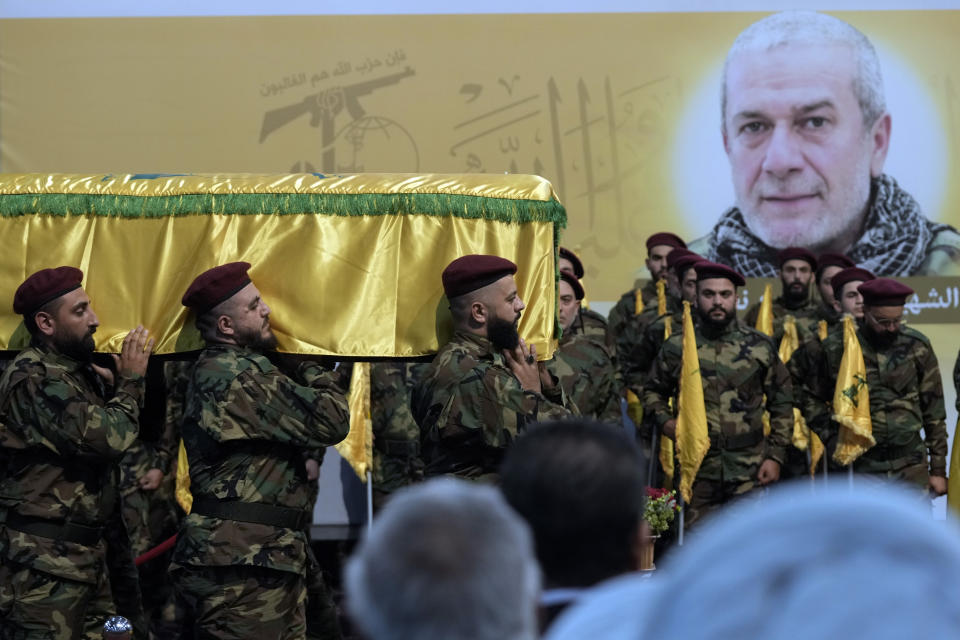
[175,439,192,514]
[832,315,875,466]
[755,282,774,337]
[336,362,374,481]
[675,301,710,504]
[658,317,675,486]
[777,315,825,475]
[656,279,668,316]
[947,418,960,516]
[634,287,644,316]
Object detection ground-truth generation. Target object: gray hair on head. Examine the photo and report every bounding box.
[721,11,886,133]
[344,477,541,640]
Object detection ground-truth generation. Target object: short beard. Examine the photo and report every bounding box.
[487,315,520,351]
[864,324,897,349]
[783,283,809,305]
[697,305,735,330]
[237,326,279,352]
[53,329,96,363]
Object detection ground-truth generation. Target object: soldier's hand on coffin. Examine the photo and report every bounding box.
[114,325,153,377]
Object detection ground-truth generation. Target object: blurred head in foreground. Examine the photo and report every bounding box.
[547,483,960,640]
[345,478,540,640]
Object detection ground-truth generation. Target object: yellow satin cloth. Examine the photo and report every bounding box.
[0,173,564,358]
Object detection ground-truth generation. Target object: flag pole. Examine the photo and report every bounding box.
[677,463,685,547]
[647,424,659,488]
[366,471,373,532]
[847,464,854,491]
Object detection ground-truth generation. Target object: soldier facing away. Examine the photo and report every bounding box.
[0,266,153,639]
[644,261,793,526]
[412,254,573,481]
[170,261,350,640]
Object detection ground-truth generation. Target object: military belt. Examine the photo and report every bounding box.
[715,430,765,450]
[4,512,104,546]
[377,439,419,457]
[865,441,923,462]
[191,495,308,530]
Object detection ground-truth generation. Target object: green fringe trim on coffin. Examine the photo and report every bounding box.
[0,192,566,227]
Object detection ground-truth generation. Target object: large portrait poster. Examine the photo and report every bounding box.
[2,2,959,516]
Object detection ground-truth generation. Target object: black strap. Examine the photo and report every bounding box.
[5,512,104,546]
[716,430,765,450]
[191,495,308,530]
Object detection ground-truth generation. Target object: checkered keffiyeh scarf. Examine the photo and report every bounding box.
[707,175,953,277]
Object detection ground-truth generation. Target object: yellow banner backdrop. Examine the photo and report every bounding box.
[0,173,564,358]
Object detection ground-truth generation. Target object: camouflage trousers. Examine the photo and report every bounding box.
[686,477,762,529]
[0,558,114,640]
[173,565,306,640]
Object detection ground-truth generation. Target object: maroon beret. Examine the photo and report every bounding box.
[646,232,686,251]
[559,271,585,301]
[778,247,818,270]
[182,262,253,312]
[442,255,518,299]
[13,266,84,316]
[694,260,746,287]
[666,248,697,269]
[816,252,855,273]
[831,267,875,299]
[671,252,703,277]
[558,247,585,279]
[858,278,914,307]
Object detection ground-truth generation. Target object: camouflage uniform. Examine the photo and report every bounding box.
[605,280,659,348]
[568,308,610,347]
[171,344,349,640]
[804,324,948,485]
[743,295,825,345]
[643,320,794,525]
[616,298,682,395]
[547,331,622,424]
[371,361,426,508]
[412,331,574,480]
[0,344,146,640]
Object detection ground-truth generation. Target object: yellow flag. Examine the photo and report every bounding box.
[818,319,829,341]
[778,315,799,363]
[175,439,192,514]
[809,430,825,476]
[634,287,644,316]
[947,418,960,516]
[336,362,374,481]
[657,316,675,485]
[675,301,710,504]
[755,282,774,337]
[832,315,875,466]
[656,279,667,316]
[625,389,643,425]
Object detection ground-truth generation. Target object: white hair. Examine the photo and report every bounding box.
[722,11,886,132]
[344,478,541,640]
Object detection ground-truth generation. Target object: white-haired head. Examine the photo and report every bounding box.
[344,478,541,640]
[722,11,886,134]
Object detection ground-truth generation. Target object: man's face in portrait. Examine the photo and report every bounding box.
[723,42,891,252]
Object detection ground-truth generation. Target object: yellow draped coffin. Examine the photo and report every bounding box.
[0,173,565,358]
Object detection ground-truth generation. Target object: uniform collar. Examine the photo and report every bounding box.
[32,341,87,373]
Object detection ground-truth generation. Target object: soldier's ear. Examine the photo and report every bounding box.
[470,300,487,325]
[216,313,235,337]
[33,310,56,337]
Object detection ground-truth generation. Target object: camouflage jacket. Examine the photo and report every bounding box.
[371,361,427,493]
[618,305,682,395]
[547,331,622,424]
[568,308,610,348]
[171,344,349,576]
[412,331,574,479]
[0,344,143,583]
[743,294,825,344]
[606,279,659,347]
[643,320,794,484]
[806,324,948,475]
